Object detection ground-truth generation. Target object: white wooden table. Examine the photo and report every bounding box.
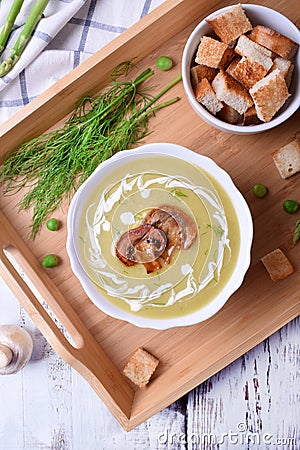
[0,277,299,450]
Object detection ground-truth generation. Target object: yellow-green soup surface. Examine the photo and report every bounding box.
[78,155,240,319]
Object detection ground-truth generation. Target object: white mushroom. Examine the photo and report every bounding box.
[0,325,33,375]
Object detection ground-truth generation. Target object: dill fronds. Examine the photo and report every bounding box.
[0,63,181,238]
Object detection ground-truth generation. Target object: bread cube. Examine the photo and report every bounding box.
[123,348,159,389]
[194,78,224,115]
[229,56,269,89]
[195,36,234,69]
[249,70,290,122]
[226,56,241,77]
[206,4,252,44]
[235,35,273,71]
[249,25,298,59]
[218,104,243,124]
[272,139,300,179]
[243,105,261,125]
[261,248,293,281]
[190,64,218,89]
[212,70,253,115]
[269,57,294,88]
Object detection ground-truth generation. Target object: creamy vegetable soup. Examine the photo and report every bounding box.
[77,155,240,319]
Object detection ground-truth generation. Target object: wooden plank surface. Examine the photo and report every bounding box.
[0,0,299,432]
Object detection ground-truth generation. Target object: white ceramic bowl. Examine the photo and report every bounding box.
[182,4,300,134]
[66,143,253,329]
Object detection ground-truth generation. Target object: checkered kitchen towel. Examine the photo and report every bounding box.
[0,0,164,123]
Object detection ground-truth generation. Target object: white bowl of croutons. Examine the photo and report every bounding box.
[182,4,300,134]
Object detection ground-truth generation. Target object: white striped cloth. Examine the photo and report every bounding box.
[0,0,164,123]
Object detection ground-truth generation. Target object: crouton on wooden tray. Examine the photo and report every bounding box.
[272,139,300,179]
[123,348,159,390]
[261,249,294,281]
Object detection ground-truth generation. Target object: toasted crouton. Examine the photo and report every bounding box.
[212,70,253,115]
[206,4,252,44]
[229,57,269,89]
[272,139,300,179]
[123,348,159,390]
[269,57,292,79]
[285,63,294,88]
[243,105,261,125]
[261,248,293,281]
[269,57,294,88]
[235,35,273,71]
[190,65,218,88]
[194,78,224,115]
[226,56,241,77]
[195,36,234,69]
[217,104,243,124]
[249,70,290,122]
[249,25,298,59]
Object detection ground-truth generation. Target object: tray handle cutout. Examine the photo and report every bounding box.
[0,209,134,424]
[2,244,83,351]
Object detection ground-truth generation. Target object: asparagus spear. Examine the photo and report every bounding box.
[293,218,300,244]
[0,0,50,77]
[0,0,25,53]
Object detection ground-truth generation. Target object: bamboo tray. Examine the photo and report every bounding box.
[0,0,299,431]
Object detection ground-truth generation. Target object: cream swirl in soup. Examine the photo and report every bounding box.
[78,155,232,313]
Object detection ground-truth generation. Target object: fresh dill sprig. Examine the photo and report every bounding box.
[133,212,144,222]
[206,223,224,238]
[0,62,181,238]
[170,188,188,198]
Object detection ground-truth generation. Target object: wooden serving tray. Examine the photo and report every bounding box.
[0,0,299,431]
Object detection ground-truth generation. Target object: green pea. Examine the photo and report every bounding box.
[283,200,299,214]
[46,218,60,231]
[252,183,268,198]
[42,254,59,268]
[156,56,173,71]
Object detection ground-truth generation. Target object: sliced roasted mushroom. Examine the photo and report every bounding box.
[115,205,197,274]
[143,205,197,250]
[116,224,167,269]
[142,259,163,274]
[0,325,33,375]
